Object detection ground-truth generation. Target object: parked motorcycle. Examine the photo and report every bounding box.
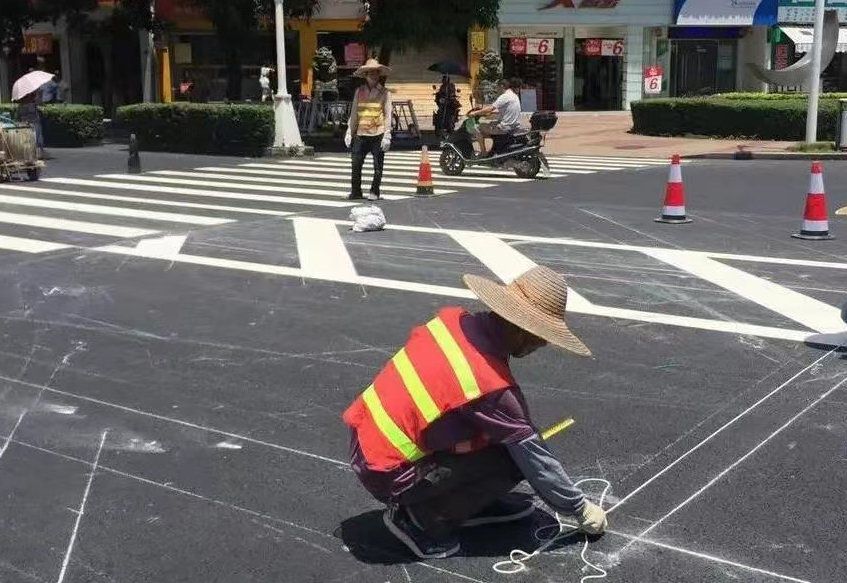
[438,109,557,179]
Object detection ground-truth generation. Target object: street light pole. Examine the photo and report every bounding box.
[805,0,826,143]
[273,0,303,150]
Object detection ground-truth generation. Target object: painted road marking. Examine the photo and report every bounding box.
[259,162,534,183]
[0,210,158,238]
[315,156,571,178]
[41,178,354,208]
[0,184,296,217]
[146,170,423,198]
[0,193,231,226]
[0,234,70,253]
[293,217,357,279]
[837,206,846,215]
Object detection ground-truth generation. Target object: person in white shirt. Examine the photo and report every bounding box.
[473,78,523,157]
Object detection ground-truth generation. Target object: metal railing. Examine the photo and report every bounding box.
[295,97,422,144]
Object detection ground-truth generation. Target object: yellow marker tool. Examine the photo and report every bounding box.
[836,206,846,215]
[541,417,575,441]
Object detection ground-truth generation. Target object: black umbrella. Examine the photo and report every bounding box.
[428,60,469,77]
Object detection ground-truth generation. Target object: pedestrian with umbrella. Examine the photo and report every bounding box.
[12,70,54,160]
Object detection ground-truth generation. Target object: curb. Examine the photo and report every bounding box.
[684,151,847,160]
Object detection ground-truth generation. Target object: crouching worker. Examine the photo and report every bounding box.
[342,266,607,559]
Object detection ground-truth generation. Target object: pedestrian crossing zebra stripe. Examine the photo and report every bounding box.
[249,162,534,183]
[0,210,159,238]
[0,234,71,253]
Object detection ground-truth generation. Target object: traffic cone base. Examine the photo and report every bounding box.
[415,146,436,196]
[792,162,833,240]
[655,154,691,224]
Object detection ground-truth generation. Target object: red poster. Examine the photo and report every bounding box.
[775,44,789,70]
[345,43,366,66]
[22,34,53,55]
[509,38,528,55]
[584,39,602,56]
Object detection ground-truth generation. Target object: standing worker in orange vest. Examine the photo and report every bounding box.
[342,266,608,559]
[344,58,392,201]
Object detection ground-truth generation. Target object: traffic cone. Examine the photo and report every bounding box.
[654,154,692,224]
[416,146,435,196]
[792,161,833,240]
[128,133,141,174]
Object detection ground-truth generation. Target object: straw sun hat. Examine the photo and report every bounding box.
[354,58,391,78]
[463,266,591,357]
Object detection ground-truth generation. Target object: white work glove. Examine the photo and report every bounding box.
[381,135,391,152]
[344,131,352,149]
[576,501,607,535]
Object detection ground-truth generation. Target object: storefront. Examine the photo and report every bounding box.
[774,0,847,92]
[493,0,675,111]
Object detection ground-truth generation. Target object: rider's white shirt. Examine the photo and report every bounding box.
[492,89,522,132]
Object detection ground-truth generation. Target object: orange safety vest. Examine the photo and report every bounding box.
[343,308,516,471]
[355,86,387,135]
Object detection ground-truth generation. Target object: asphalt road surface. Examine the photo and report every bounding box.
[1,147,845,583]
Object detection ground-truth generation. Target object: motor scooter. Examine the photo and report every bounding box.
[438,109,557,179]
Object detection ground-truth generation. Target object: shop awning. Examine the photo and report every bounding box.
[674,0,778,26]
[781,26,847,53]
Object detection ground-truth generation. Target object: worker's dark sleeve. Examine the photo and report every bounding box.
[463,388,587,516]
[506,435,586,516]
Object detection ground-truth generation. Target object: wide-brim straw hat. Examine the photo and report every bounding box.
[354,58,391,78]
[463,266,591,357]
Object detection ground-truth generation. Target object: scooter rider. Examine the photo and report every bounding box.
[473,77,522,157]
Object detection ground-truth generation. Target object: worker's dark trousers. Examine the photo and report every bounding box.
[393,446,523,537]
[350,134,385,198]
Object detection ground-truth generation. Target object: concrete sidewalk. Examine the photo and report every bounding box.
[537,111,795,158]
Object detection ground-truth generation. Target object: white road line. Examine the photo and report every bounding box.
[0,210,158,238]
[0,193,231,226]
[293,217,357,279]
[147,170,425,198]
[628,373,847,548]
[315,156,569,177]
[550,156,672,164]
[95,173,423,199]
[258,162,533,183]
[0,184,295,217]
[0,234,70,253]
[56,430,108,583]
[135,235,187,258]
[0,410,27,460]
[644,249,844,333]
[195,166,496,189]
[607,349,837,514]
[41,178,353,208]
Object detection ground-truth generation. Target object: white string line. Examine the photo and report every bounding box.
[0,410,27,460]
[607,348,836,513]
[0,373,349,469]
[57,430,108,583]
[623,373,847,552]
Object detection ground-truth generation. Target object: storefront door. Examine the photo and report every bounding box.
[671,39,737,96]
[501,38,563,111]
[574,39,623,110]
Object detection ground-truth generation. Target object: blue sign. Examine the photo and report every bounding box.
[674,0,778,25]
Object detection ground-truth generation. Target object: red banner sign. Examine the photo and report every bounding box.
[345,43,366,66]
[22,33,53,55]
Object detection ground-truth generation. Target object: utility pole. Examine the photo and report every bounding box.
[805,0,826,143]
[273,0,304,151]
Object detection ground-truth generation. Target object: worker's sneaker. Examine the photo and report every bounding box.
[383,506,461,560]
[346,193,365,200]
[367,192,381,201]
[461,494,536,528]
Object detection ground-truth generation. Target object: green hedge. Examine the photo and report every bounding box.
[0,103,104,147]
[630,98,839,140]
[714,92,847,100]
[116,103,274,156]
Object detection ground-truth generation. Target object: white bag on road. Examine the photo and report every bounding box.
[350,205,386,233]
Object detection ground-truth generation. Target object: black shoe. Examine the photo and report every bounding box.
[383,506,461,559]
[346,193,364,200]
[461,494,536,528]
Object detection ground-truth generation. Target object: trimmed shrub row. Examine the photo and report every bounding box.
[116,103,274,156]
[630,98,839,141]
[714,92,847,101]
[0,104,104,147]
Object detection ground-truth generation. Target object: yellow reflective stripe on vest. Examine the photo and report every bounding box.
[426,317,481,400]
[362,384,425,462]
[392,348,440,423]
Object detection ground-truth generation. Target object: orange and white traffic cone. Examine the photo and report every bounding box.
[792,161,833,240]
[654,154,692,224]
[416,146,435,196]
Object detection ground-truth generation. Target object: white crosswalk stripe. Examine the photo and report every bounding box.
[0,150,673,257]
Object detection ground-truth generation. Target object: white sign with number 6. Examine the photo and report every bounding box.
[527,38,554,55]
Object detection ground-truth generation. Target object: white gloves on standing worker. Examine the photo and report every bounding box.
[344,130,352,149]
[576,501,608,535]
[381,134,391,152]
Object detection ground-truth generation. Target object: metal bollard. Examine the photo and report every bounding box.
[128,133,141,174]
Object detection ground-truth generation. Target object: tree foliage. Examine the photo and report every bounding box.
[358,0,500,63]
[1,0,98,53]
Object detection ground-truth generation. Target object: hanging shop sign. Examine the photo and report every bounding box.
[509,38,556,55]
[643,66,664,94]
[344,43,366,66]
[22,33,53,55]
[539,0,621,9]
[779,0,847,22]
[674,0,778,25]
[584,39,625,56]
[470,31,487,53]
